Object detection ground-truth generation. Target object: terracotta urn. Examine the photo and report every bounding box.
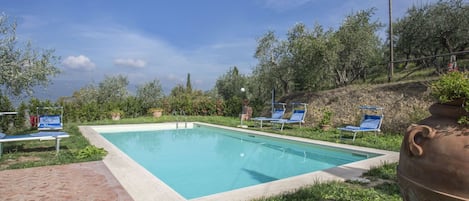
[111,113,121,121]
[152,110,162,118]
[397,102,469,201]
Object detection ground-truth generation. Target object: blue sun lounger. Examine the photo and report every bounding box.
[271,103,307,131]
[338,106,384,141]
[0,131,69,158]
[251,103,286,128]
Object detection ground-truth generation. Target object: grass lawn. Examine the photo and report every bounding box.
[0,116,404,201]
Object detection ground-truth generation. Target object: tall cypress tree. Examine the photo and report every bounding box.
[186,73,192,93]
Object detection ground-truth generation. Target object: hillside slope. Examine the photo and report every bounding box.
[278,79,437,134]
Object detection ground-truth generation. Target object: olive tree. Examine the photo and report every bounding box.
[0,14,60,97]
[136,79,164,113]
[96,75,129,106]
[60,84,102,122]
[253,31,294,96]
[286,23,338,91]
[394,0,469,71]
[334,8,383,86]
[215,66,247,116]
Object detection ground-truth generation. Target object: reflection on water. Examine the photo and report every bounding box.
[242,168,278,183]
[101,125,378,199]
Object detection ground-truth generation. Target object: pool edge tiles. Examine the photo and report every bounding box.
[89,122,194,133]
[79,124,189,201]
[79,122,399,201]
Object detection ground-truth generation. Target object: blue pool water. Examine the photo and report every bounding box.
[101,125,379,199]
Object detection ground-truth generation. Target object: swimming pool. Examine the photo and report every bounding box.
[101,125,379,199]
[81,123,399,201]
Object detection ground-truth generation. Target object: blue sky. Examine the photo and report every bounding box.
[2,0,437,100]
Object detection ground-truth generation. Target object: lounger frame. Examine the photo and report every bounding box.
[0,132,69,158]
[338,106,384,141]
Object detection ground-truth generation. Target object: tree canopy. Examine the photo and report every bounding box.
[239,0,468,114]
[4,0,469,122]
[0,14,60,97]
[251,8,382,100]
[393,0,469,71]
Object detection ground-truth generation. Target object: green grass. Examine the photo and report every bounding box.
[244,122,403,152]
[0,124,104,170]
[0,115,404,200]
[253,181,401,201]
[255,162,401,201]
[369,66,437,84]
[364,162,398,181]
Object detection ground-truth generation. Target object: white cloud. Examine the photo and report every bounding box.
[62,55,96,71]
[54,23,255,91]
[114,58,146,68]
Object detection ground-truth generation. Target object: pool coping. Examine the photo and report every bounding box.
[79,122,399,201]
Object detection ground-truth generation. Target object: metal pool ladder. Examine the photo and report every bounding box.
[172,110,187,129]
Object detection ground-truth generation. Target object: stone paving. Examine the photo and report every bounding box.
[0,161,133,201]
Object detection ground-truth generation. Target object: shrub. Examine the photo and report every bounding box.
[430,71,469,124]
[75,145,107,160]
[431,71,469,110]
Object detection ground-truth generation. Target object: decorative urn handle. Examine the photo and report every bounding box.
[406,124,436,156]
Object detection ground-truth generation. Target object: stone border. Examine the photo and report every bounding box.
[79,122,399,201]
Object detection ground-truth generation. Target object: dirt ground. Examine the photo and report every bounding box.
[279,80,434,133]
[0,161,133,201]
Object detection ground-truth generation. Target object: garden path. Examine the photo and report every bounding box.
[0,161,133,201]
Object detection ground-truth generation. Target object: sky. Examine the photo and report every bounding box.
[1,0,438,101]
